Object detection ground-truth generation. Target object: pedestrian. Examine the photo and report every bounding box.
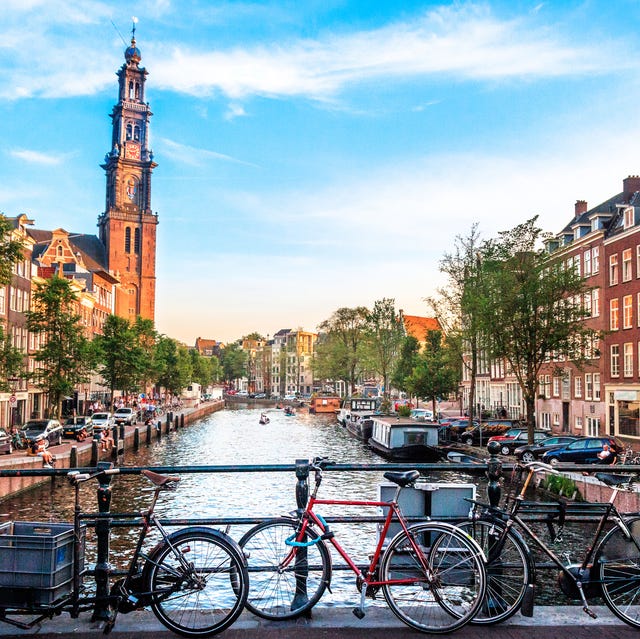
[597,444,616,464]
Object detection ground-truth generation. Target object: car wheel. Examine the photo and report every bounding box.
[461,436,473,446]
[501,445,511,456]
[549,457,559,467]
[522,451,535,462]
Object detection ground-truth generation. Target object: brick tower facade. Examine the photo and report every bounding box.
[98,28,158,322]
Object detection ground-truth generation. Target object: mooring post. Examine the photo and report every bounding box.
[292,458,310,614]
[180,414,185,428]
[486,441,503,508]
[92,460,114,622]
[133,427,139,451]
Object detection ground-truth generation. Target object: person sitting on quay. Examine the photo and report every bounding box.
[597,444,617,464]
[28,436,55,468]
[100,428,114,452]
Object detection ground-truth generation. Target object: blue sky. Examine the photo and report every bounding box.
[1,0,639,344]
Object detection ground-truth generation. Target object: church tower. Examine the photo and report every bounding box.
[99,26,158,322]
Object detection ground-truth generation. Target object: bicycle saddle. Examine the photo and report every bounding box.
[383,470,420,487]
[142,469,181,486]
[594,473,634,487]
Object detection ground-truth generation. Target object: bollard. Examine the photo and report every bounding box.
[486,440,503,508]
[180,414,185,428]
[111,426,119,460]
[166,413,171,430]
[174,416,179,431]
[156,420,162,440]
[90,440,98,466]
[133,427,140,451]
[292,459,311,614]
[146,421,152,445]
[70,445,78,469]
[165,418,170,435]
[92,461,115,622]
[119,424,125,440]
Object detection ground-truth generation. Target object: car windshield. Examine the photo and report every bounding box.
[115,409,131,414]
[93,413,109,420]
[23,421,47,432]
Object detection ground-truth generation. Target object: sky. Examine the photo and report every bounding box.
[2,1,640,345]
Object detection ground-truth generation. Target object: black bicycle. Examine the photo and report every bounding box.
[460,460,640,628]
[0,467,249,637]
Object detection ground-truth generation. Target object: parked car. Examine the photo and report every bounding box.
[21,419,63,447]
[492,430,549,456]
[514,435,583,462]
[541,436,624,466]
[236,390,249,397]
[63,416,94,440]
[410,408,434,421]
[485,422,528,444]
[253,393,266,399]
[91,412,114,432]
[0,427,12,454]
[113,407,136,426]
[283,394,297,401]
[458,422,513,446]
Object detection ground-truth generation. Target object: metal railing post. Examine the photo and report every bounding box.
[486,441,502,507]
[92,460,115,622]
[292,459,310,614]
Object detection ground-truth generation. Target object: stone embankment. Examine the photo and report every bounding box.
[0,399,224,501]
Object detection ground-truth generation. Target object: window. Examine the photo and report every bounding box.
[625,207,635,229]
[585,373,593,400]
[126,123,132,140]
[125,227,131,253]
[134,228,140,254]
[134,125,140,141]
[584,291,592,316]
[586,417,600,437]
[624,248,633,281]
[624,295,633,328]
[611,344,620,377]
[593,246,600,273]
[576,416,583,431]
[552,376,559,397]
[592,288,600,317]
[624,342,634,377]
[594,373,601,400]
[637,245,640,278]
[610,298,620,330]
[574,376,582,398]
[0,287,5,314]
[610,254,619,285]
[584,249,592,276]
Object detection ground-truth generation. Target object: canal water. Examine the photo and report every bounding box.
[0,407,586,607]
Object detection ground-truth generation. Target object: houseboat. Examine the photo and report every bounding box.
[337,397,380,426]
[309,395,342,415]
[345,411,377,441]
[368,416,444,461]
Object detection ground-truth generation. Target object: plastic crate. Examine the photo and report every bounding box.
[0,521,85,607]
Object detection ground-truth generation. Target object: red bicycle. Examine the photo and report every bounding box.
[239,458,486,634]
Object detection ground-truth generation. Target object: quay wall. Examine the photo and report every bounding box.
[0,399,224,502]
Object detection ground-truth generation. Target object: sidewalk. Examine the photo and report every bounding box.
[0,606,630,639]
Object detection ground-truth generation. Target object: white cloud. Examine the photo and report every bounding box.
[9,149,68,165]
[157,138,259,168]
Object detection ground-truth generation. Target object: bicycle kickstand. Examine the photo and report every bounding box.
[353,582,367,619]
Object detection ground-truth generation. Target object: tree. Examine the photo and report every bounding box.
[405,330,460,418]
[425,223,483,425]
[94,315,145,408]
[0,326,25,392]
[0,215,27,285]
[26,276,94,418]
[363,298,404,401]
[155,336,193,396]
[476,216,594,441]
[391,335,420,401]
[220,342,247,385]
[316,307,369,395]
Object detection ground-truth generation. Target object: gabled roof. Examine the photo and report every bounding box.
[403,315,441,342]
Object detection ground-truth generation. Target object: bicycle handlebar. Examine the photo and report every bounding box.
[67,468,120,485]
[520,460,557,473]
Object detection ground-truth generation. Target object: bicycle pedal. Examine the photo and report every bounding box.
[103,621,115,635]
[583,606,597,619]
[352,607,365,619]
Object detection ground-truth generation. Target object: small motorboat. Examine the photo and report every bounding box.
[259,414,270,425]
[284,406,296,416]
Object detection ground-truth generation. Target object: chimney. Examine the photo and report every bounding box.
[623,175,640,202]
[574,200,588,217]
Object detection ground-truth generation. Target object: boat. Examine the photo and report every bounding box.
[284,406,296,416]
[337,397,380,426]
[309,395,341,414]
[368,416,444,461]
[446,450,484,465]
[345,412,376,441]
[259,414,270,425]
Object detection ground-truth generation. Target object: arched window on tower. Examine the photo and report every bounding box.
[134,125,140,141]
[126,124,132,140]
[135,82,140,99]
[125,227,131,254]
[134,228,141,254]
[129,81,134,99]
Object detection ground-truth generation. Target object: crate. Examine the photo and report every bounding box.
[378,482,476,543]
[0,521,85,607]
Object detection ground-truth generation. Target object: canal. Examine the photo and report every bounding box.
[0,406,589,607]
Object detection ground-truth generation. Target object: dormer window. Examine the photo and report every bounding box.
[625,206,635,229]
[591,217,601,231]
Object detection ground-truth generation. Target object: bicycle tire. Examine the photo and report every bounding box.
[597,515,640,628]
[238,517,331,620]
[380,522,486,634]
[144,527,248,638]
[457,518,532,624]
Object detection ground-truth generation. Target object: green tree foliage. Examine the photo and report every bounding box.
[405,330,460,418]
[190,349,214,387]
[426,223,483,424]
[220,341,247,384]
[155,336,193,396]
[363,298,404,400]
[26,276,93,418]
[315,307,369,395]
[0,326,25,392]
[391,335,420,399]
[94,315,146,407]
[477,216,595,439]
[0,215,27,286]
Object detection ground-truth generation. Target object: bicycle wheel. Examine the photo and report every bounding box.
[238,518,331,620]
[597,515,640,628]
[145,527,248,638]
[457,518,532,624]
[380,522,486,634]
